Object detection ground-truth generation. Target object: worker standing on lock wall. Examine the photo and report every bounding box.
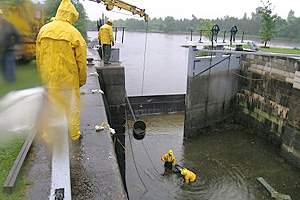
[161,149,176,175]
[36,0,87,141]
[98,18,114,65]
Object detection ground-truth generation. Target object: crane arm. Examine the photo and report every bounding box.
[88,0,149,22]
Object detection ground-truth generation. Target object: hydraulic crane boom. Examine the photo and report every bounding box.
[88,0,149,22]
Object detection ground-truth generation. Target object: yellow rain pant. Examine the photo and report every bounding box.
[36,0,86,141]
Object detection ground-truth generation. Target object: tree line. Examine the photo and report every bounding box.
[108,6,300,43]
[41,0,299,45]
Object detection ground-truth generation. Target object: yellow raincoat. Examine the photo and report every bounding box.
[98,23,114,45]
[161,152,176,165]
[36,0,86,141]
[181,168,197,183]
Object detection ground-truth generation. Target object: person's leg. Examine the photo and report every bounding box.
[1,55,4,79]
[103,44,108,64]
[66,88,81,141]
[3,50,16,82]
[102,45,106,63]
[107,45,111,63]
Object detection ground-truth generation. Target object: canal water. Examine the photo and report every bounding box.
[126,114,300,200]
[88,31,300,97]
[88,31,189,96]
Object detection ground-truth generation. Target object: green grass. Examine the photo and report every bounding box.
[242,44,300,55]
[259,47,300,55]
[0,136,29,200]
[0,61,40,97]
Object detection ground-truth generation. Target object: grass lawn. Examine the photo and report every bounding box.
[0,61,40,97]
[259,47,300,55]
[0,136,29,200]
[242,44,300,55]
[0,61,39,199]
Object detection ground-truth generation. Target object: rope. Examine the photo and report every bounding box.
[231,71,265,81]
[125,93,137,122]
[142,140,161,175]
[125,107,148,195]
[141,22,149,96]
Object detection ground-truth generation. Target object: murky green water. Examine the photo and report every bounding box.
[126,114,300,200]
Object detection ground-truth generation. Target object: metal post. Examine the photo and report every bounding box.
[241,31,245,43]
[223,31,226,43]
[121,27,125,43]
[190,29,193,41]
[115,27,118,42]
[199,30,203,43]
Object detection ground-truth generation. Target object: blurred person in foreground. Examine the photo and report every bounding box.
[36,0,87,142]
[0,9,21,82]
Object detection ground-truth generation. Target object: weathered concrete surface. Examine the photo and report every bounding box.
[26,136,51,200]
[184,47,240,137]
[70,49,127,200]
[96,62,127,191]
[184,48,300,168]
[236,54,300,168]
[128,94,185,116]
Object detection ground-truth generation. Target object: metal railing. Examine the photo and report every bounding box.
[189,25,245,45]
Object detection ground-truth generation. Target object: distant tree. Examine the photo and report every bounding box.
[259,0,278,47]
[113,8,300,41]
[287,10,296,24]
[163,16,176,32]
[199,20,214,40]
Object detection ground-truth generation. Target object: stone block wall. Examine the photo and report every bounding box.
[236,54,300,168]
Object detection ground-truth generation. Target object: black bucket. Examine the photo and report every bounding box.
[133,120,146,140]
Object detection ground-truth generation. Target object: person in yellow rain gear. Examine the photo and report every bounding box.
[36,0,87,142]
[161,149,176,175]
[98,18,114,65]
[180,168,197,184]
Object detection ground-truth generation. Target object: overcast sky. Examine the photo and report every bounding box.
[79,0,299,21]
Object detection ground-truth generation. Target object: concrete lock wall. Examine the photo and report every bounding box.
[184,47,241,137]
[96,64,127,191]
[236,54,300,168]
[184,48,300,168]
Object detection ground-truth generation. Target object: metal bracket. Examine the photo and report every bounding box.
[55,188,65,200]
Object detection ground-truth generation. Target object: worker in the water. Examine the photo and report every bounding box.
[180,168,197,183]
[161,149,176,175]
[98,18,114,65]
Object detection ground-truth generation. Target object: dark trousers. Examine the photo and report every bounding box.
[102,44,111,64]
[164,162,173,175]
[1,50,16,82]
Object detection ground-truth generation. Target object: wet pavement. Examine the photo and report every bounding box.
[26,49,126,200]
[126,114,300,200]
[70,49,126,200]
[26,136,51,200]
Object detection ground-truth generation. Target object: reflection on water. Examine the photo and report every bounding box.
[88,31,189,96]
[126,114,300,200]
[88,31,300,97]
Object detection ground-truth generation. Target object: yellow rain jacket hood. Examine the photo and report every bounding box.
[55,0,79,24]
[36,0,87,141]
